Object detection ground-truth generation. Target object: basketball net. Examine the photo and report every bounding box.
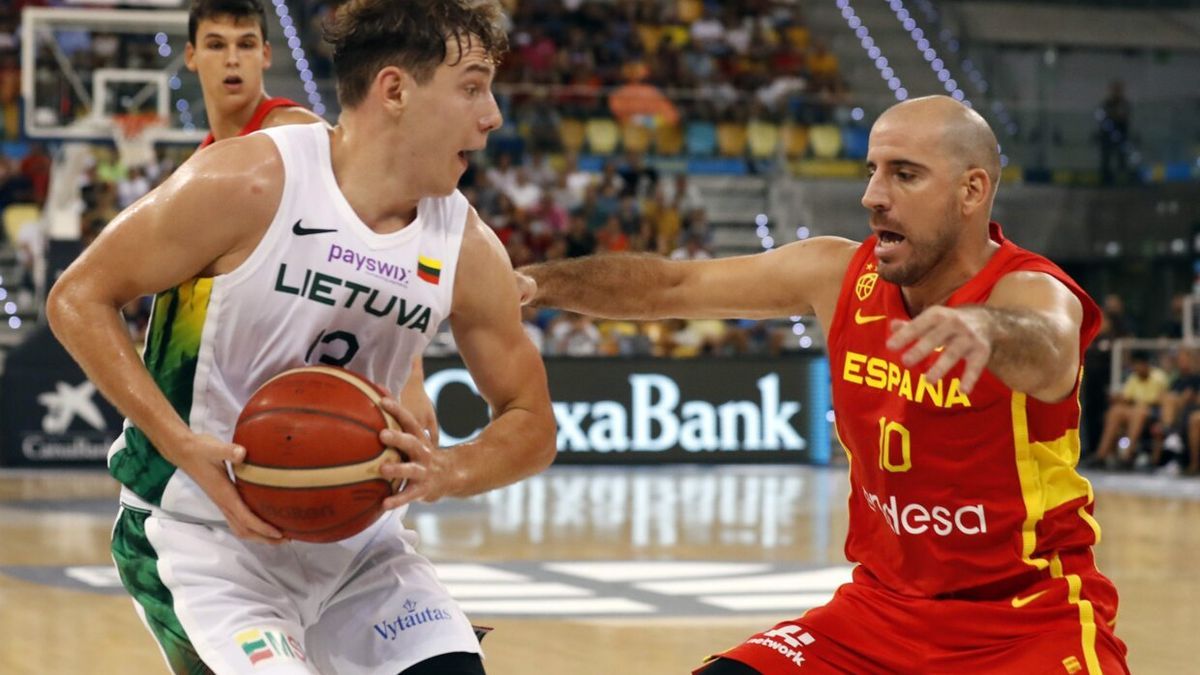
[112,112,163,169]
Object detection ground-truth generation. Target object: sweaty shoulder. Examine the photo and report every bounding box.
[783,236,859,319]
[181,134,282,220]
[170,134,285,273]
[261,106,327,129]
[459,207,509,269]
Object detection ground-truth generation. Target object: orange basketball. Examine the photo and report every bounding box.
[231,366,404,543]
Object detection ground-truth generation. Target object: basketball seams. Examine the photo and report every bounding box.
[236,406,383,461]
[235,448,403,488]
[255,365,401,433]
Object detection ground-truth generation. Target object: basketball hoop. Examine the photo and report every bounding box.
[112,111,163,169]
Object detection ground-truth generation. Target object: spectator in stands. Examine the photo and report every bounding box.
[596,214,631,253]
[617,151,658,200]
[608,61,679,128]
[1158,293,1187,338]
[548,311,602,356]
[485,151,518,195]
[505,167,543,212]
[521,305,546,355]
[1153,349,1200,474]
[560,213,594,259]
[1102,293,1134,338]
[18,142,51,206]
[1097,80,1132,185]
[1088,350,1169,469]
[116,166,152,210]
[669,232,712,261]
[1082,313,1115,457]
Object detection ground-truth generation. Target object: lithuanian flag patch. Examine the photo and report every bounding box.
[417,255,442,284]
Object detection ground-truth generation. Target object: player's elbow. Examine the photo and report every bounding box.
[527,403,559,472]
[45,275,83,345]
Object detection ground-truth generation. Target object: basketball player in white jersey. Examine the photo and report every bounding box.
[186,0,439,442]
[47,1,555,673]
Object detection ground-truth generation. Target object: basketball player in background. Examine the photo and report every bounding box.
[186,0,439,440]
[48,1,555,673]
[519,96,1129,674]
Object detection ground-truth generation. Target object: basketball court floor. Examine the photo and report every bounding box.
[1,464,1196,674]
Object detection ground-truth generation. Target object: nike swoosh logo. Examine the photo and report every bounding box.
[1011,590,1048,608]
[292,220,336,236]
[854,309,887,325]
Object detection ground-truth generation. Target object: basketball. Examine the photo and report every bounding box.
[231,366,405,543]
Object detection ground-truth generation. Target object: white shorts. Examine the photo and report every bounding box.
[112,504,482,675]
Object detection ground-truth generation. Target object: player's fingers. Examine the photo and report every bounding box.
[380,397,428,440]
[958,348,989,395]
[923,339,968,383]
[886,318,923,351]
[380,429,431,463]
[380,458,428,484]
[383,482,428,510]
[212,478,283,540]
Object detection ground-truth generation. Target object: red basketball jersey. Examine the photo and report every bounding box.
[827,222,1109,601]
[197,96,303,149]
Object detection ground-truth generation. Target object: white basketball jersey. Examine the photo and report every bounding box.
[111,122,468,521]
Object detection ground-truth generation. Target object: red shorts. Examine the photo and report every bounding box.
[699,566,1128,675]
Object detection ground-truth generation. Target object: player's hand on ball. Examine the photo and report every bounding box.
[886,306,992,395]
[167,433,285,543]
[377,397,457,509]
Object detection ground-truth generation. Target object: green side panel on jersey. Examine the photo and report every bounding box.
[112,508,214,675]
[109,279,213,504]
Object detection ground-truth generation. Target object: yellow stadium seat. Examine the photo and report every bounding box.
[3,203,39,247]
[559,118,586,155]
[654,122,684,156]
[585,118,621,154]
[621,122,653,154]
[809,124,843,159]
[716,122,748,157]
[747,120,780,159]
[782,124,810,158]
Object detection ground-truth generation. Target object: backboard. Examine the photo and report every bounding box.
[21,7,206,145]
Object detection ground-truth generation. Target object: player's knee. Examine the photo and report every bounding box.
[398,651,485,675]
[694,657,761,675]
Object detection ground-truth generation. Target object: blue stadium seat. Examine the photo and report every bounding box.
[685,121,717,157]
[841,126,869,159]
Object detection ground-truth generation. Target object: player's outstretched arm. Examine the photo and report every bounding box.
[47,135,286,542]
[886,270,1084,401]
[379,210,556,506]
[518,236,857,321]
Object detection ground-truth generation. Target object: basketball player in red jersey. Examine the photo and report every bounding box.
[187,0,439,438]
[519,95,1128,674]
[187,0,320,147]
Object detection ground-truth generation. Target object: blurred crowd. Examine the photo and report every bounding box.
[1081,292,1200,478]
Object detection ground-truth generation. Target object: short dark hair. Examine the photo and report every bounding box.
[324,0,508,108]
[188,0,269,45]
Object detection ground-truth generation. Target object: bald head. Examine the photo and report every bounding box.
[877,95,1001,196]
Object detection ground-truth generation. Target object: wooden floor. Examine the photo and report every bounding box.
[1,465,1197,674]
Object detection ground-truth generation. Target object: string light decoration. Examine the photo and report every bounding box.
[273,0,326,117]
[836,0,909,101]
[893,0,1016,165]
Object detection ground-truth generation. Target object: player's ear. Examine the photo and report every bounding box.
[262,40,272,69]
[184,41,197,72]
[377,66,412,115]
[961,167,990,216]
